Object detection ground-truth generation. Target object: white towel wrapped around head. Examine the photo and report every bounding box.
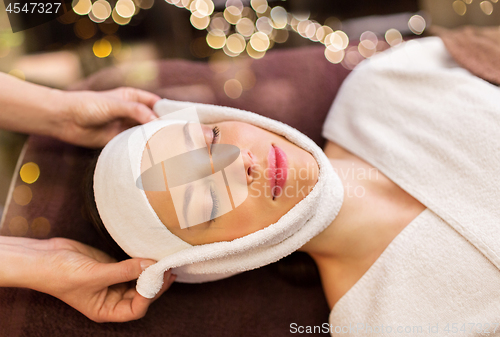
[94,99,344,299]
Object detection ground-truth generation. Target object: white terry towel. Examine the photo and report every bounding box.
[94,99,344,299]
[322,37,500,335]
[323,37,500,271]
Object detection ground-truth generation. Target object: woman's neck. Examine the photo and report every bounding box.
[299,141,426,309]
[299,155,392,261]
[300,139,425,259]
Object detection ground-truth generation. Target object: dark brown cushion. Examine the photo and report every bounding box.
[0,45,350,336]
[430,25,500,86]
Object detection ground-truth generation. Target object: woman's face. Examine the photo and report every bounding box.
[142,121,318,245]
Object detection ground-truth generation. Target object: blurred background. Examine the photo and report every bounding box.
[1,0,499,88]
[0,0,499,216]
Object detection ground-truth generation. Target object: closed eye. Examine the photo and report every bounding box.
[209,127,221,224]
[210,184,219,220]
[210,126,220,153]
[212,126,220,143]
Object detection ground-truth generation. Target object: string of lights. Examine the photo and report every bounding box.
[1,0,497,79]
[66,0,433,66]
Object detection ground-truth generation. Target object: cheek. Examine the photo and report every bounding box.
[248,180,265,199]
[230,195,264,225]
[293,151,319,186]
[220,193,276,237]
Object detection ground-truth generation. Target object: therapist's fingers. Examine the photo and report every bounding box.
[111,100,157,125]
[119,87,161,109]
[99,258,156,285]
[151,271,176,300]
[127,271,176,315]
[124,269,175,300]
[100,258,176,291]
[104,269,175,322]
[105,87,161,109]
[102,88,160,124]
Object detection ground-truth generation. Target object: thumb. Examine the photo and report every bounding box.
[100,258,157,285]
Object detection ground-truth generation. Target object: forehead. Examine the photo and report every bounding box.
[142,123,199,170]
[139,121,249,230]
[140,133,184,232]
[139,123,201,226]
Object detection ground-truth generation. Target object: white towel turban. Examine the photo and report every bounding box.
[94,99,344,299]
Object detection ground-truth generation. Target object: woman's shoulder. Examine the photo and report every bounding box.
[321,140,427,310]
[354,36,455,73]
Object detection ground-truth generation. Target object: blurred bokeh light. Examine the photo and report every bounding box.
[93,38,113,57]
[2,0,499,100]
[20,162,40,184]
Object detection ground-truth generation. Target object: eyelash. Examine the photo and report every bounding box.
[209,127,220,224]
[212,126,220,144]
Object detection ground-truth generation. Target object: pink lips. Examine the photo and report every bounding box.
[267,145,288,199]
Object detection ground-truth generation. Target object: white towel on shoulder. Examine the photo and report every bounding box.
[323,37,500,335]
[324,37,500,271]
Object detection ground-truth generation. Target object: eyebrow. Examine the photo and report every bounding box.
[143,126,155,165]
[182,184,194,229]
[182,123,195,229]
[183,122,195,151]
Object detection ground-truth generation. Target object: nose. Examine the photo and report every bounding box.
[241,149,255,185]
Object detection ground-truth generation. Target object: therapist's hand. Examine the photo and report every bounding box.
[58,88,160,148]
[31,237,175,323]
[1,236,175,322]
[0,73,160,147]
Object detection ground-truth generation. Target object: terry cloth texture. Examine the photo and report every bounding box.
[95,99,344,298]
[0,45,352,337]
[323,37,500,335]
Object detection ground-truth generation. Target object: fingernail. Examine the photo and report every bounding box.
[140,260,156,271]
[148,114,156,122]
